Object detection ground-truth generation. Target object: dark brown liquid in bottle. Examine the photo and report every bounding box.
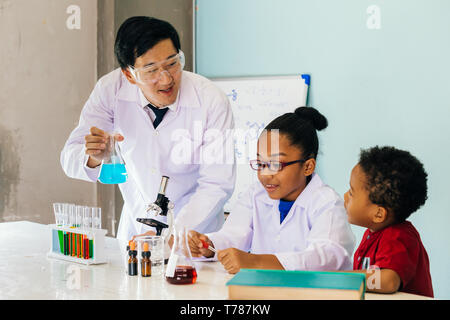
[128,251,138,276]
[166,266,197,284]
[141,252,151,277]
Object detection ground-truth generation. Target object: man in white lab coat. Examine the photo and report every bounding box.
[60,17,236,240]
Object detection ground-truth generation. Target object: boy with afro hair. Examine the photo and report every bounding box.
[344,146,433,297]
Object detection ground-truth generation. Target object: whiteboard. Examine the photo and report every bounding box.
[212,75,310,212]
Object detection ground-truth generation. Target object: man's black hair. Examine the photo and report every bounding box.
[359,146,428,222]
[114,16,181,69]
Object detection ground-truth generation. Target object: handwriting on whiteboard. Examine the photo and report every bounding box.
[212,76,308,212]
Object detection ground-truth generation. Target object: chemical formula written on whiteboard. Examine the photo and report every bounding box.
[213,75,309,212]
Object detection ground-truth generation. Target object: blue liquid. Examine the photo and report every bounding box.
[98,163,128,184]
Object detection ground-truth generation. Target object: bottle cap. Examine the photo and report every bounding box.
[143,242,149,252]
[130,241,136,251]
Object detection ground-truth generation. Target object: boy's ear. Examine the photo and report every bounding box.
[303,158,316,176]
[121,68,137,85]
[372,206,388,223]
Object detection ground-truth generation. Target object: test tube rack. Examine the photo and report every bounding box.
[47,224,108,265]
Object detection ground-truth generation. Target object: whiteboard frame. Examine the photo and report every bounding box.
[210,75,305,83]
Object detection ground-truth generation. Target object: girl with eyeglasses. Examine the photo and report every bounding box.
[188,107,355,274]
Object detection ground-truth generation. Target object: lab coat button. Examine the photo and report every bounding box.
[275,235,280,241]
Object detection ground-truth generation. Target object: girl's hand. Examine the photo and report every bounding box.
[188,230,215,258]
[217,248,255,274]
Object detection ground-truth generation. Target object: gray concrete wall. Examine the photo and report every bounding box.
[114,0,194,72]
[0,0,98,223]
[0,0,194,237]
[97,0,119,236]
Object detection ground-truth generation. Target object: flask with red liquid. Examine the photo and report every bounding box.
[165,227,197,285]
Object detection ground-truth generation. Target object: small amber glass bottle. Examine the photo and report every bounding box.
[141,242,152,277]
[128,241,138,276]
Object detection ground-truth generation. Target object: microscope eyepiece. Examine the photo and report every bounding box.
[159,176,169,195]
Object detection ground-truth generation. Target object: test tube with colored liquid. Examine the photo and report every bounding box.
[62,203,70,255]
[90,207,102,258]
[68,204,76,257]
[82,206,91,259]
[52,203,64,254]
[62,203,69,256]
[76,206,84,258]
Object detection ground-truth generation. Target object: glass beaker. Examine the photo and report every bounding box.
[135,236,164,277]
[98,135,128,184]
[165,227,197,285]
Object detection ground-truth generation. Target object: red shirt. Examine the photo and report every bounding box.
[353,221,433,297]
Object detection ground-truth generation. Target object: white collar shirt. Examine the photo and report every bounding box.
[138,87,179,123]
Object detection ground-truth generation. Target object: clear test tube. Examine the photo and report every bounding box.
[62,203,70,227]
[68,204,76,227]
[92,207,102,229]
[52,203,64,226]
[75,205,84,228]
[83,206,92,229]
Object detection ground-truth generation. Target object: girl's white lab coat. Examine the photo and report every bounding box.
[60,69,236,240]
[207,173,356,271]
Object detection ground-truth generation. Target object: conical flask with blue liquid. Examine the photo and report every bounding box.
[98,135,128,184]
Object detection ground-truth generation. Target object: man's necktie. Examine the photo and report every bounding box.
[148,104,169,129]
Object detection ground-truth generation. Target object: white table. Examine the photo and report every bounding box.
[0,221,431,300]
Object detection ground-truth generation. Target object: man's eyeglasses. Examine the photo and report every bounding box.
[249,159,309,172]
[128,50,185,84]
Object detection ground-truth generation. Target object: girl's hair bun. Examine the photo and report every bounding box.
[294,106,328,131]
